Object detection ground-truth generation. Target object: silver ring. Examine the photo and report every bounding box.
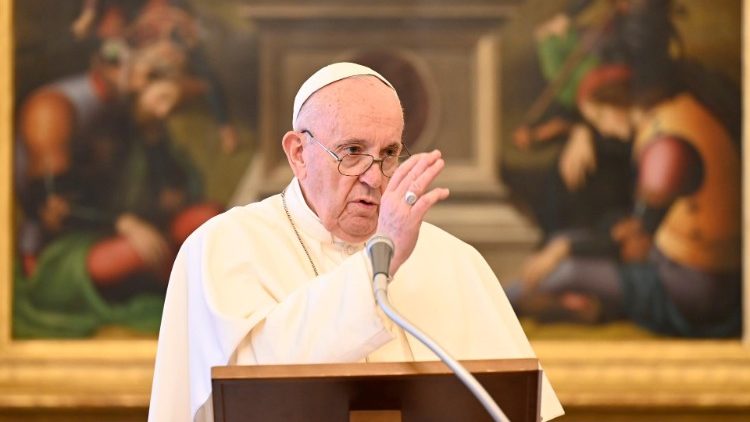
[404,191,418,205]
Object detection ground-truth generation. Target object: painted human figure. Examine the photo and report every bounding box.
[13,47,220,338]
[506,0,641,240]
[71,0,240,153]
[506,64,741,337]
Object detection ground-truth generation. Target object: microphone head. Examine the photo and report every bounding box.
[366,235,393,253]
[366,235,394,277]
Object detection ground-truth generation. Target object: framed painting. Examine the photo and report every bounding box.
[0,0,260,411]
[498,0,746,334]
[0,0,749,417]
[494,0,750,411]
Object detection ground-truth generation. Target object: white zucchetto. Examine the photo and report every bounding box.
[292,62,395,127]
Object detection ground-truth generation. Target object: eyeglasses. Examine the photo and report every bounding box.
[302,130,410,178]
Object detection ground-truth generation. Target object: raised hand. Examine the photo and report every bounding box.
[559,123,596,191]
[376,150,450,275]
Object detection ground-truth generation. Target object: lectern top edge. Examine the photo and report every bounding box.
[212,358,539,381]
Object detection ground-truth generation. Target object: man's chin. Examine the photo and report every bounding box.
[337,220,377,243]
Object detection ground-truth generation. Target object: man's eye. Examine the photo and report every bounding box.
[384,148,399,157]
[343,146,363,155]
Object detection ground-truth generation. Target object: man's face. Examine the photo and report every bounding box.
[296,77,405,243]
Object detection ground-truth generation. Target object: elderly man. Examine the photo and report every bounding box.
[149,62,563,421]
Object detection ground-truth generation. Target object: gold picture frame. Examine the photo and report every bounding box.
[0,0,748,414]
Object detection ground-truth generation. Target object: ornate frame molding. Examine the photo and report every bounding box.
[0,0,748,412]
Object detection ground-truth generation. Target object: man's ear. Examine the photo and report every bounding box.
[282,131,307,180]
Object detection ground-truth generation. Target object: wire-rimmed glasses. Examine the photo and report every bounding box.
[302,130,410,177]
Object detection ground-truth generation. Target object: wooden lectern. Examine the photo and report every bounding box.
[212,358,541,422]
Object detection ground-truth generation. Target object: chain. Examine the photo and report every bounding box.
[281,189,319,277]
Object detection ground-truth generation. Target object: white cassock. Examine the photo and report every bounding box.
[148,178,564,421]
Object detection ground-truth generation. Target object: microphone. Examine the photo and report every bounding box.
[366,235,394,278]
[365,235,508,422]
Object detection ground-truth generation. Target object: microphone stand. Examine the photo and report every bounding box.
[372,273,510,422]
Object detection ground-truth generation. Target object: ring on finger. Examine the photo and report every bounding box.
[404,190,418,206]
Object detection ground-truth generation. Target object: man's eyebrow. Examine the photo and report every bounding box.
[332,138,403,151]
[329,137,366,149]
[335,137,367,144]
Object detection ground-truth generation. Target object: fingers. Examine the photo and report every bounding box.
[403,155,445,203]
[150,237,170,268]
[387,150,425,188]
[390,150,447,215]
[410,187,450,216]
[560,125,596,191]
[389,150,442,194]
[119,215,171,269]
[560,151,593,191]
[132,231,170,269]
[559,158,577,190]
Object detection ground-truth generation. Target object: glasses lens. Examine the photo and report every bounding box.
[338,154,406,177]
[339,155,374,176]
[381,156,401,177]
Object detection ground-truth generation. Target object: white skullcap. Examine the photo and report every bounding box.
[292,62,395,127]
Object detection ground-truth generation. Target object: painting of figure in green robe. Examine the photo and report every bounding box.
[12,0,256,338]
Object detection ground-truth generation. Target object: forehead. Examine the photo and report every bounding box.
[304,77,404,143]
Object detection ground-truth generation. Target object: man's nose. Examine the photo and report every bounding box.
[358,161,384,189]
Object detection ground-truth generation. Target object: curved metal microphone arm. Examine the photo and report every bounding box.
[372,274,509,422]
